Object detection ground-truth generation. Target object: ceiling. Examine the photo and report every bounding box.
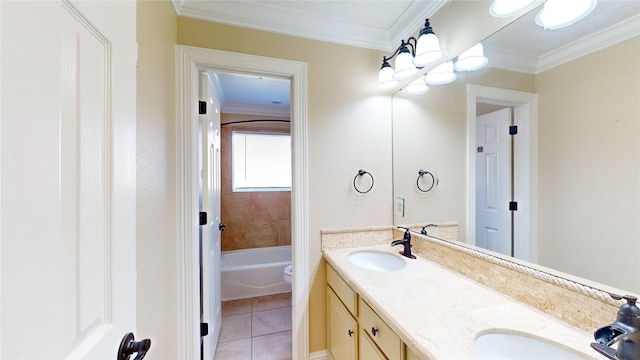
[180,0,640,115]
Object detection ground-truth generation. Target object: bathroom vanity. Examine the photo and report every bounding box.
[324,241,597,359]
[327,263,421,360]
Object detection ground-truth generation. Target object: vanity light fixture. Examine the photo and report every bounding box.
[454,43,488,71]
[393,40,419,79]
[489,0,537,18]
[404,78,430,95]
[377,18,446,89]
[535,0,597,30]
[413,19,447,66]
[378,58,399,90]
[424,61,457,85]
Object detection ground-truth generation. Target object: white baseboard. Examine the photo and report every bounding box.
[310,350,329,360]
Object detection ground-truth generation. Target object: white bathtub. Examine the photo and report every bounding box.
[221,245,292,301]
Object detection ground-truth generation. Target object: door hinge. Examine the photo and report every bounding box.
[199,101,207,115]
[199,212,207,225]
[200,323,209,337]
[509,201,518,211]
[477,146,484,153]
[219,223,226,231]
[509,125,518,135]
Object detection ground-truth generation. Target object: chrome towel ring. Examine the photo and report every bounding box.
[417,169,436,193]
[353,169,374,194]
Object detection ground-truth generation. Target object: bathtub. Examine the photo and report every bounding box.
[221,245,292,301]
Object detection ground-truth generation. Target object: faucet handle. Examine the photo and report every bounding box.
[620,295,640,318]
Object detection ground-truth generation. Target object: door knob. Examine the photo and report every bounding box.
[219,223,226,231]
[117,333,151,360]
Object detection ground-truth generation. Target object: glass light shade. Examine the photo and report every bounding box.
[489,0,536,18]
[535,0,597,30]
[404,78,429,95]
[454,43,488,71]
[424,61,457,85]
[378,65,399,90]
[393,50,418,79]
[413,33,446,66]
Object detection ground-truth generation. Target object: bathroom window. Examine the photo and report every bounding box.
[232,131,291,192]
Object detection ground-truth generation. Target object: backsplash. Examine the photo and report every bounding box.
[321,226,621,333]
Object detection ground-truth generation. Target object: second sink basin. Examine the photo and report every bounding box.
[348,251,406,271]
[475,332,589,359]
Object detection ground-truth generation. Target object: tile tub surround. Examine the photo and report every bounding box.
[324,245,596,359]
[321,227,624,335]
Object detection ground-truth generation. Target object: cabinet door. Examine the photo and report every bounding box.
[327,288,358,360]
[359,329,387,360]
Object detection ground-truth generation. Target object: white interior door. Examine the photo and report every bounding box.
[475,108,512,256]
[1,1,138,358]
[199,73,222,359]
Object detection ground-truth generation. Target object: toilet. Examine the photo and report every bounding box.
[283,264,292,284]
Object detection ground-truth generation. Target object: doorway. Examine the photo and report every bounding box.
[466,84,538,262]
[176,46,309,359]
[210,71,293,359]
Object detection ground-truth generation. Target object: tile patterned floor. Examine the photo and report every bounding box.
[215,293,292,360]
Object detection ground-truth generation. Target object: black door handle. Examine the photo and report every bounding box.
[219,223,226,231]
[117,333,151,360]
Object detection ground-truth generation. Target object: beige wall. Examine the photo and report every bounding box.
[393,67,536,236]
[177,18,394,352]
[136,1,178,358]
[536,36,640,292]
[220,114,291,251]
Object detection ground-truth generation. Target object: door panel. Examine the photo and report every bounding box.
[1,1,137,358]
[475,108,512,256]
[199,73,222,359]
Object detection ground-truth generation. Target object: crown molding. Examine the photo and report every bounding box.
[537,14,640,73]
[491,14,640,74]
[388,0,448,49]
[172,0,446,52]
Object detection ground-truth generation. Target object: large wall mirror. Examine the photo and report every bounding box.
[392,1,640,294]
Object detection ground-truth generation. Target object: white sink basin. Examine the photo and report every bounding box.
[475,332,589,359]
[348,251,406,271]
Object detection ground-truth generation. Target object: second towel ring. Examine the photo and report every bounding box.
[417,169,436,193]
[354,169,374,194]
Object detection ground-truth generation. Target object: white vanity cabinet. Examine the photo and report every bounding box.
[327,264,422,360]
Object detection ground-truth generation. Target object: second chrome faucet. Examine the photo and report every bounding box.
[391,227,416,259]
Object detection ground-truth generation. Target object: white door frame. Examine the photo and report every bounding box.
[466,84,538,262]
[176,45,309,359]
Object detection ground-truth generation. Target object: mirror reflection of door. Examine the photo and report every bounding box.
[475,108,513,256]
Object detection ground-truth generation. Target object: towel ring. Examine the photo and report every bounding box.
[353,169,374,194]
[416,169,436,193]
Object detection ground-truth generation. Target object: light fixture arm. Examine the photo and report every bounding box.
[381,37,419,66]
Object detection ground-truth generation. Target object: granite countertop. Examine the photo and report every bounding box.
[324,244,598,359]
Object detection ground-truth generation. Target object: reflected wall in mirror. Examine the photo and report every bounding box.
[392,1,640,294]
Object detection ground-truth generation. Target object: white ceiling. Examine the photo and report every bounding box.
[182,0,640,115]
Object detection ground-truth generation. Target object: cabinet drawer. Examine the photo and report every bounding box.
[359,298,402,360]
[327,264,357,316]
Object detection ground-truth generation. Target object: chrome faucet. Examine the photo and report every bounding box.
[391,227,416,259]
[591,294,640,360]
